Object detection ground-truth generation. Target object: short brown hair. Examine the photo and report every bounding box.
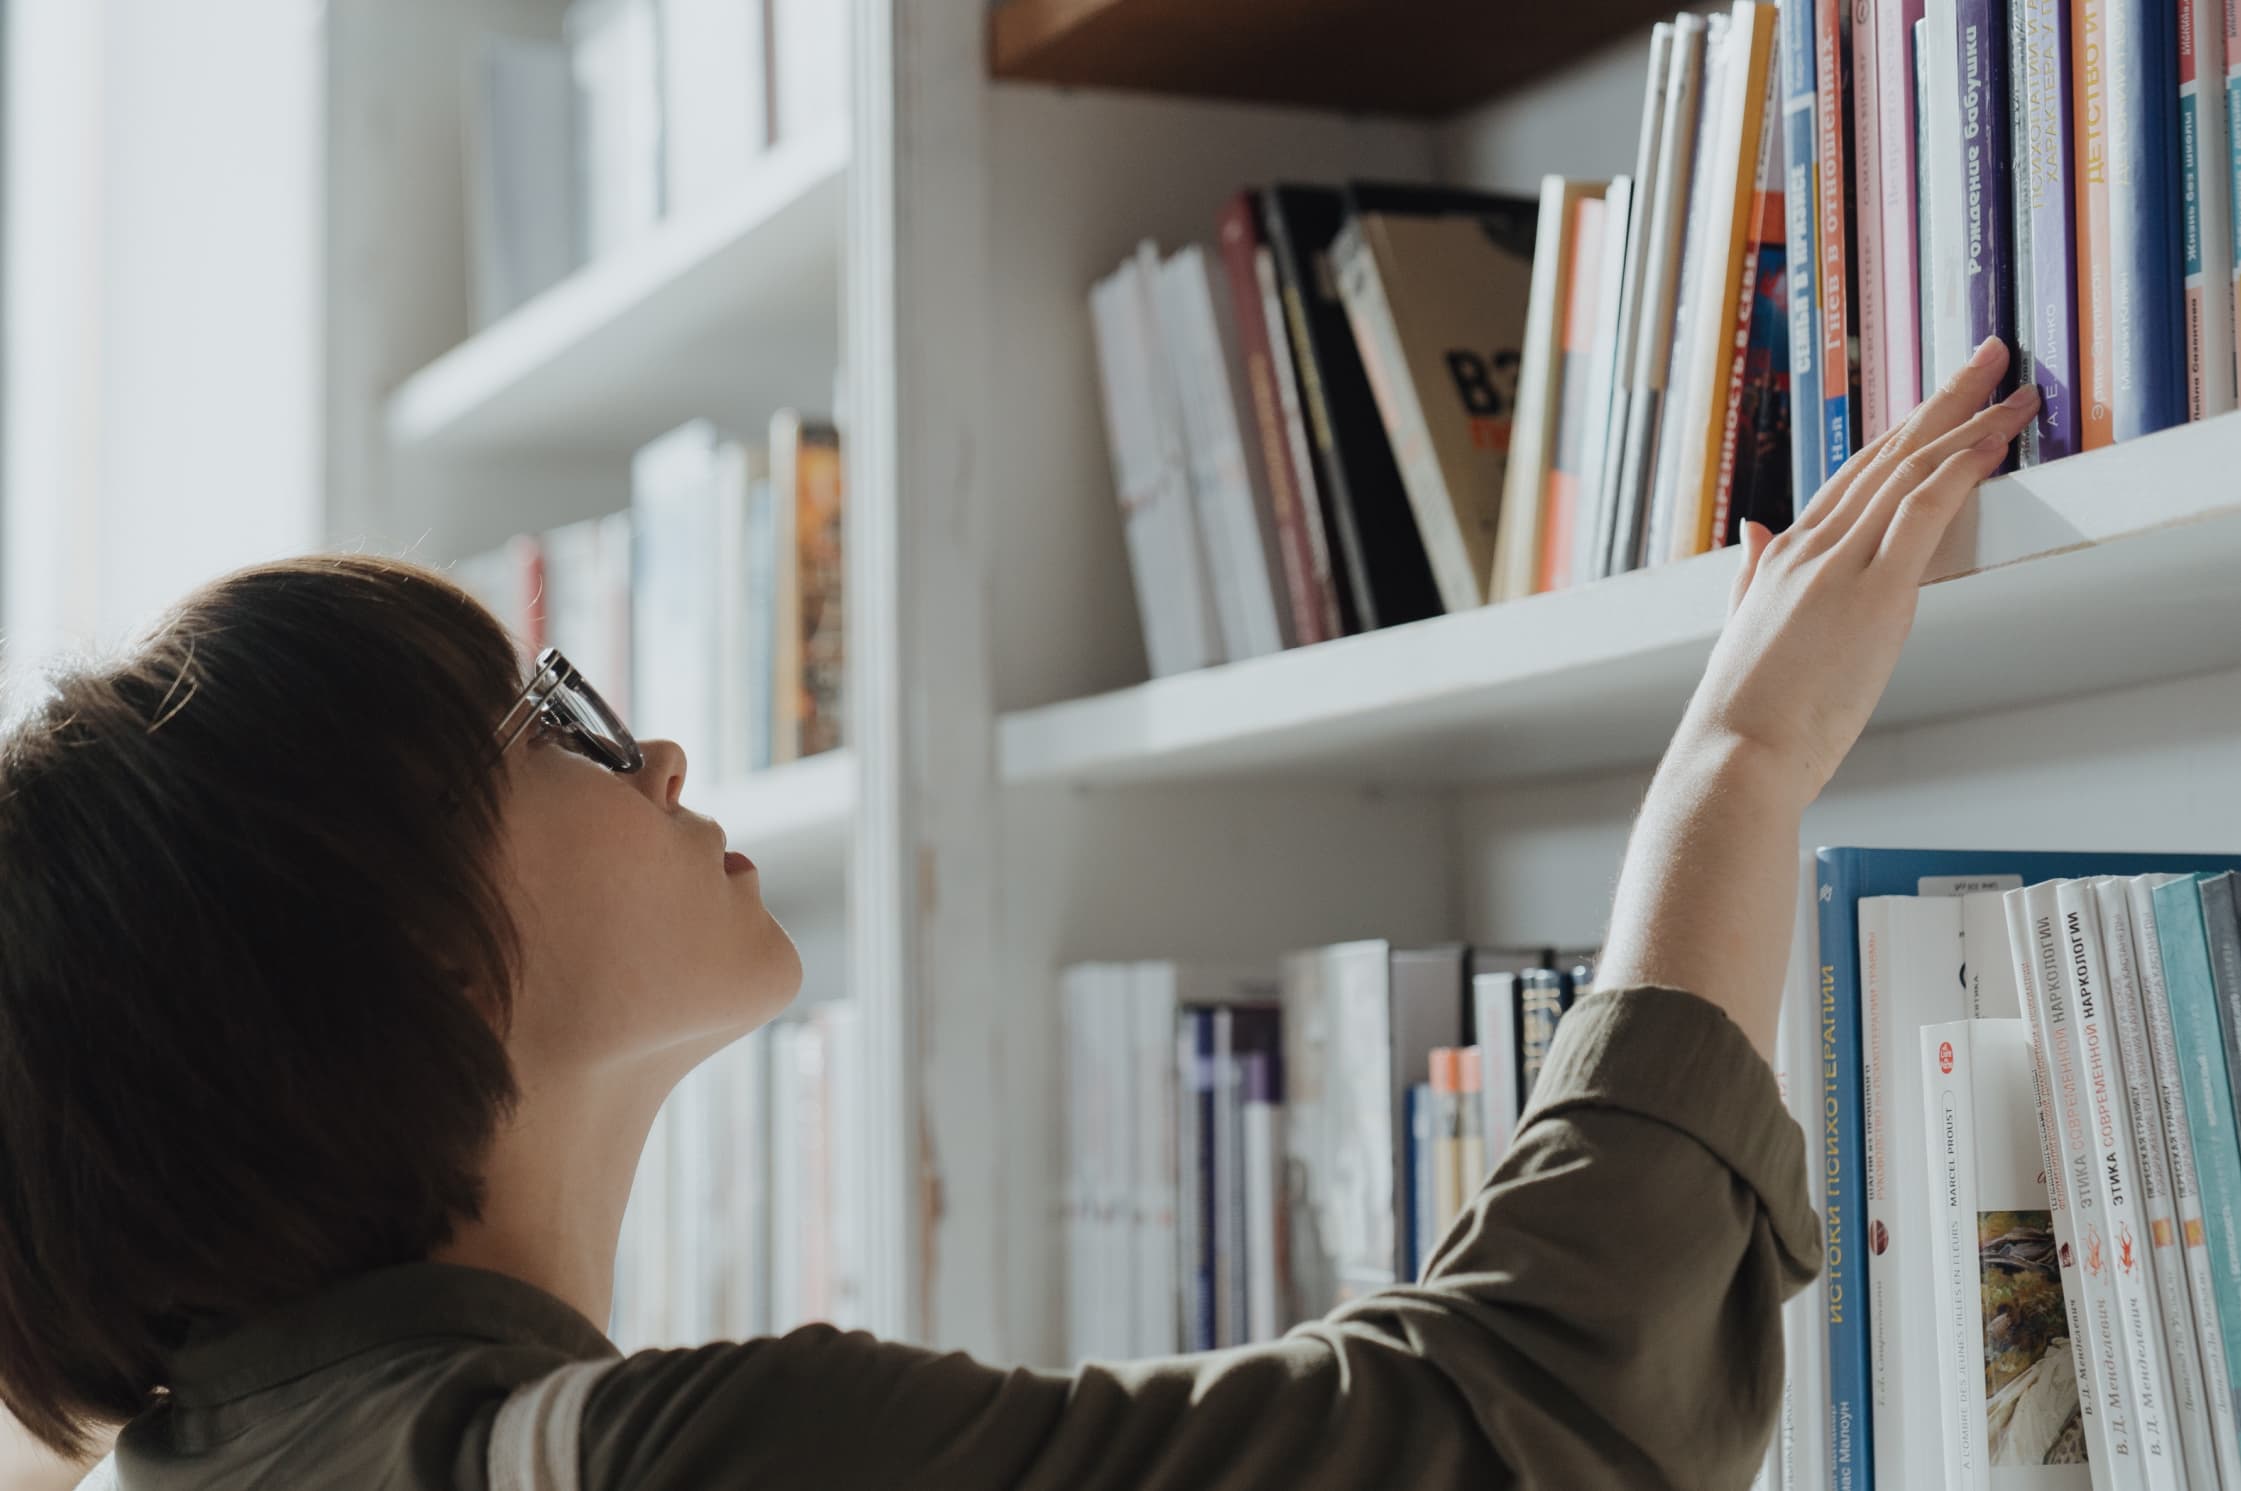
[0,556,527,1458]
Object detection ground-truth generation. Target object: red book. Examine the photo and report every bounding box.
[1216,194,1338,644]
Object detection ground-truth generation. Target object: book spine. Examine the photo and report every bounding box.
[2024,883,2147,1485]
[1921,1021,1985,1485]
[2229,0,2241,378]
[1814,850,1873,1491]
[2078,0,2120,446]
[1132,971,1181,1357]
[1714,91,1785,545]
[2059,878,2187,1490]
[1918,19,1939,379]
[1518,970,1566,1102]
[1855,0,1892,440]
[1784,0,1829,507]
[2017,0,2084,460]
[1176,1009,1214,1352]
[1599,28,1677,582]
[1475,973,1523,1161]
[2128,877,2241,1486]
[2182,0,2241,417]
[1430,1049,1466,1246]
[1856,896,1901,1484]
[1498,179,1575,603]
[1880,0,1932,415]
[2008,888,2112,1472]
[1254,246,1346,639]
[2100,879,2224,1489]
[1648,18,1729,574]
[2009,0,2047,466]
[1542,196,1609,589]
[1407,1082,1435,1280]
[1212,1008,1240,1348]
[1457,1047,1488,1205]
[1577,177,1635,582]
[1778,892,1833,1487]
[1817,0,1859,477]
[2105,0,2189,438]
[1958,0,2025,461]
[1155,255,1257,666]
[1241,1053,1285,1341]
[1217,198,1329,646]
[2200,875,2241,1143]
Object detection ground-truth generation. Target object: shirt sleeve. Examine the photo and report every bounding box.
[578,986,1822,1491]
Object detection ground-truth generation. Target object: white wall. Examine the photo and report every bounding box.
[4,0,322,678]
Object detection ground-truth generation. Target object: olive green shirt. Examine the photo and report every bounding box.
[111,986,1821,1489]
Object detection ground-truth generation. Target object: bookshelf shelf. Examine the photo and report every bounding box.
[386,125,849,457]
[1000,413,2241,790]
[694,748,855,894]
[986,0,1677,117]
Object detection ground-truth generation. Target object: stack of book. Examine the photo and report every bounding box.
[1778,847,2241,1491]
[1059,944,1595,1365]
[467,0,849,325]
[609,1004,864,1350]
[454,410,844,778]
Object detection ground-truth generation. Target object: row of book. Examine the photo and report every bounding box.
[609,1004,866,1350]
[454,411,845,777]
[1773,849,2241,1491]
[1774,0,2238,479]
[469,0,847,326]
[1060,945,1594,1365]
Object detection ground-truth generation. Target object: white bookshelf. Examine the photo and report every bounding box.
[385,124,849,456]
[1001,412,2241,789]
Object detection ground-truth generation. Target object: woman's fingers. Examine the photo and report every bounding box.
[1838,382,2039,565]
[1799,336,2015,546]
[1875,431,2014,578]
[1729,520,1773,616]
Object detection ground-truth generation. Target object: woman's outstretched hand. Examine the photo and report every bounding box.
[1596,337,2040,1057]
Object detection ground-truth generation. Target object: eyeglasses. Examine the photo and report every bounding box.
[492,648,644,774]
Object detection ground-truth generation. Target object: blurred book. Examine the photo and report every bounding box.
[466,35,582,327]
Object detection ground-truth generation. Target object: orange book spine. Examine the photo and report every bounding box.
[1697,10,1781,555]
[2074,0,2114,448]
[1538,197,1607,592]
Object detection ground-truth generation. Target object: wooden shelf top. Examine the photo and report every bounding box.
[1000,413,2241,790]
[988,0,1679,118]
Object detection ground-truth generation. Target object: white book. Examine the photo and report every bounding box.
[2096,878,2227,1489]
[569,0,665,260]
[1155,245,1290,660]
[720,1029,771,1340]
[768,0,848,144]
[1130,964,1181,1357]
[1921,0,1971,385]
[2053,878,2186,1491]
[658,0,769,219]
[821,1003,866,1329]
[631,421,726,760]
[1922,1017,2091,1485]
[709,437,764,781]
[1243,1066,1285,1342]
[1863,893,1968,1491]
[1593,24,1674,583]
[1062,963,1099,1362]
[1779,851,1829,1491]
[1573,173,1633,591]
[1087,253,1223,678]
[2128,873,2241,1487]
[1494,176,1578,602]
[2014,882,2132,1489]
[467,35,582,328]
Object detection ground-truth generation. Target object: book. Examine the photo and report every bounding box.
[1254,238,1349,637]
[1540,194,1610,590]
[1921,1017,2090,1480]
[2126,876,2241,1486]
[1216,195,1339,645]
[1179,1007,1215,1351]
[1925,0,1975,387]
[1815,0,1862,473]
[1456,1047,1487,1219]
[1213,1005,1283,1347]
[1856,0,1892,442]
[1714,84,1788,545]
[709,440,767,779]
[1406,1081,1435,1281]
[2104,0,2189,439]
[769,410,843,762]
[1331,200,1539,613]
[1062,963,1125,1361]
[2179,0,2239,418]
[1919,18,1940,384]
[2228,0,2241,377]
[657,0,768,219]
[631,420,729,758]
[1618,15,1712,570]
[540,510,634,724]
[1470,949,1562,1166]
[1574,176,1635,584]
[1498,176,1606,602]
[1428,1047,1467,1251]
[1878,0,1933,419]
[768,0,848,144]
[1957,0,2025,448]
[2096,878,2224,1487]
[1088,251,1224,679]
[466,35,582,329]
[1782,0,1830,504]
[2199,872,2241,1117]
[2077,0,2119,448]
[1241,1047,1289,1340]
[1595,25,1678,581]
[2013,0,2082,462]
[1780,855,1833,1489]
[1261,186,1443,632]
[1155,244,1292,661]
[569,0,664,261]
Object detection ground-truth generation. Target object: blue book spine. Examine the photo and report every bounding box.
[1406,1083,1436,1281]
[1188,1010,1218,1352]
[2106,0,2190,436]
[1815,849,1872,1491]
[2011,0,2080,460]
[2153,876,2241,1397]
[1957,0,2023,466]
[1783,0,1828,509]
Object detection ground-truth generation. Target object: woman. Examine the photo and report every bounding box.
[0,342,2038,1490]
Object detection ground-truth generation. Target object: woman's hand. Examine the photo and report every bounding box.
[1681,336,2042,811]
[1596,338,2040,1056]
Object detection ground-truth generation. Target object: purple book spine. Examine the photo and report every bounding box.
[2016,0,2081,457]
[1957,0,2023,467]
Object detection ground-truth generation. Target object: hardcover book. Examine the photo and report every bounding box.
[1781,0,1828,504]
[2012,0,2081,462]
[2102,0,2188,438]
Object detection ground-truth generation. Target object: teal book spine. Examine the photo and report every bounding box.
[2155,874,2241,1396]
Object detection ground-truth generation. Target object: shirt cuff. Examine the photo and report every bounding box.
[1521,986,1822,1284]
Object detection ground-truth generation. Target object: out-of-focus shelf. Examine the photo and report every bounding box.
[987,0,1679,117]
[1000,412,2241,790]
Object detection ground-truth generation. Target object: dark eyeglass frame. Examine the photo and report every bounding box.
[492,648,644,774]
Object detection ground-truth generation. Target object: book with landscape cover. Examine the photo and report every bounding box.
[770,410,844,762]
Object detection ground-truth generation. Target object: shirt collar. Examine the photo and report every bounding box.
[162,1261,619,1407]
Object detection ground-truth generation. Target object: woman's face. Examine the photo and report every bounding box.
[493,725,802,1077]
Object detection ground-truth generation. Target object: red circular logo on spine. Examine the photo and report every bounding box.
[1938,1041,1954,1075]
